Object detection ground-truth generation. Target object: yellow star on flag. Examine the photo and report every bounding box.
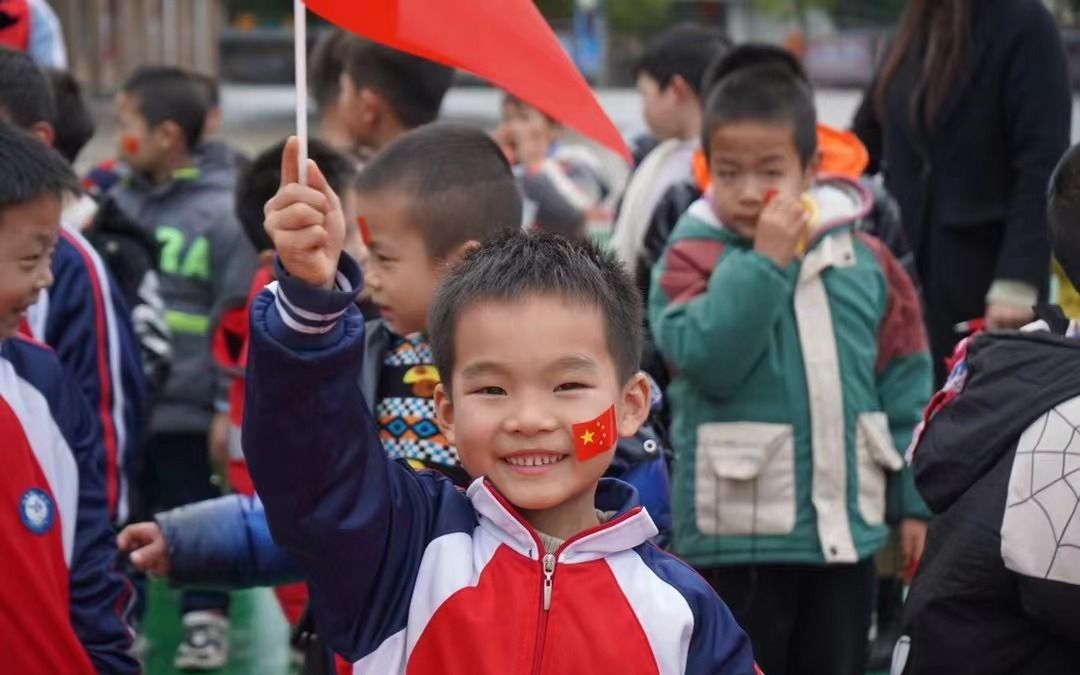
[580,429,595,445]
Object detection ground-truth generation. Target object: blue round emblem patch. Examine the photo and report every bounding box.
[20,488,54,535]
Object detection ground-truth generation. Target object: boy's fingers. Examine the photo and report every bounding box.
[273,226,329,255]
[264,184,329,217]
[281,136,300,187]
[306,160,344,213]
[266,203,327,234]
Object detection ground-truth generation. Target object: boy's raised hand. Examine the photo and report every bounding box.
[263,136,346,290]
[117,521,170,578]
[754,193,811,268]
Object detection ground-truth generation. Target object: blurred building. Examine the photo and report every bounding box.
[49,0,223,93]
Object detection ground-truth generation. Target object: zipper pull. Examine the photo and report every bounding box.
[542,553,556,611]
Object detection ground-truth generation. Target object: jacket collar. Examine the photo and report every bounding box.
[467,477,658,563]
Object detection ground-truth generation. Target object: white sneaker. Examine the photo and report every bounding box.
[174,611,229,671]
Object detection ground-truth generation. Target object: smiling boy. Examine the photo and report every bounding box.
[242,138,757,674]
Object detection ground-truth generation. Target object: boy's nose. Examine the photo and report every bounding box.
[35,264,54,291]
[503,401,559,436]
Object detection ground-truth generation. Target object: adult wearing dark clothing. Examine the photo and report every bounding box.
[852,0,1071,384]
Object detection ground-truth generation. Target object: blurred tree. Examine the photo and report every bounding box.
[606,0,671,36]
[224,0,289,21]
[535,0,576,19]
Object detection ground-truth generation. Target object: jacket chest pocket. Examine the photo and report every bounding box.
[694,422,796,536]
[855,412,904,525]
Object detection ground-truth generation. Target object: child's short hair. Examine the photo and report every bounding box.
[0,121,78,213]
[0,46,55,129]
[235,138,356,253]
[636,23,730,97]
[309,29,351,112]
[701,43,809,100]
[46,69,95,163]
[354,122,522,258]
[121,66,209,151]
[343,37,454,129]
[429,231,643,391]
[702,64,817,167]
[1048,143,1080,289]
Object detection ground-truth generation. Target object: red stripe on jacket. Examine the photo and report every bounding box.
[60,230,121,518]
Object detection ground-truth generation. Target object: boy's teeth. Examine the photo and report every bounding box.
[507,455,561,467]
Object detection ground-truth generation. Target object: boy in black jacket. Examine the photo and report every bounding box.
[894,144,1080,675]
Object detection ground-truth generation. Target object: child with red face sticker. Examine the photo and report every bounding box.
[231,116,759,673]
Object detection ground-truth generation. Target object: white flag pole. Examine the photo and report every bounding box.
[294,0,309,185]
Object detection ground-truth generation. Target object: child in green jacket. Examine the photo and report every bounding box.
[649,56,932,675]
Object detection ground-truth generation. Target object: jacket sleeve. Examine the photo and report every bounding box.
[996,3,1069,290]
[56,367,140,674]
[47,232,146,525]
[860,233,934,521]
[156,494,301,589]
[649,231,793,400]
[243,254,472,662]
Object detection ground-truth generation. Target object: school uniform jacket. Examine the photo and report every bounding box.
[243,253,757,674]
[0,336,138,674]
[24,227,146,524]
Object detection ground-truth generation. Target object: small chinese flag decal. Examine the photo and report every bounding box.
[572,404,617,461]
[357,216,373,247]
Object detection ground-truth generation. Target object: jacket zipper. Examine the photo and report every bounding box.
[530,552,556,675]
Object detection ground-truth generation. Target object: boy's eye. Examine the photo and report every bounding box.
[716,169,736,180]
[472,386,506,396]
[554,382,589,392]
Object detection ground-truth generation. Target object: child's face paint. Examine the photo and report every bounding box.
[120,133,141,158]
[357,216,373,247]
[572,404,617,461]
[435,295,650,529]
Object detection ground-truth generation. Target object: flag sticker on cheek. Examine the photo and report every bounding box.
[572,404,618,461]
[357,216,373,247]
[120,133,141,157]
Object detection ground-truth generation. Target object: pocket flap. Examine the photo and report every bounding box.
[698,422,793,480]
[858,412,904,471]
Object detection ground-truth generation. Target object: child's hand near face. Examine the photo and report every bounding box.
[263,137,347,290]
[117,522,170,578]
[753,192,811,268]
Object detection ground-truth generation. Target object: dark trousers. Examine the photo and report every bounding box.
[916,222,1005,386]
[138,431,230,616]
[701,560,876,675]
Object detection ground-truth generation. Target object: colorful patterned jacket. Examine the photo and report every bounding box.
[649,176,932,567]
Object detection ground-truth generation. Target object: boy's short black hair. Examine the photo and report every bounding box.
[0,121,79,214]
[235,138,356,253]
[354,122,522,258]
[309,29,351,110]
[0,46,55,129]
[636,23,730,97]
[702,64,817,167]
[1048,143,1080,289]
[701,43,809,101]
[430,231,643,392]
[343,37,454,129]
[122,66,209,150]
[46,69,95,163]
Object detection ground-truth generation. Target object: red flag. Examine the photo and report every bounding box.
[302,0,629,161]
[572,404,617,461]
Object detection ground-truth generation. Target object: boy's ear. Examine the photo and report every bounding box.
[616,372,652,438]
[29,121,55,148]
[156,120,186,153]
[434,382,457,446]
[442,240,481,267]
[669,74,694,101]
